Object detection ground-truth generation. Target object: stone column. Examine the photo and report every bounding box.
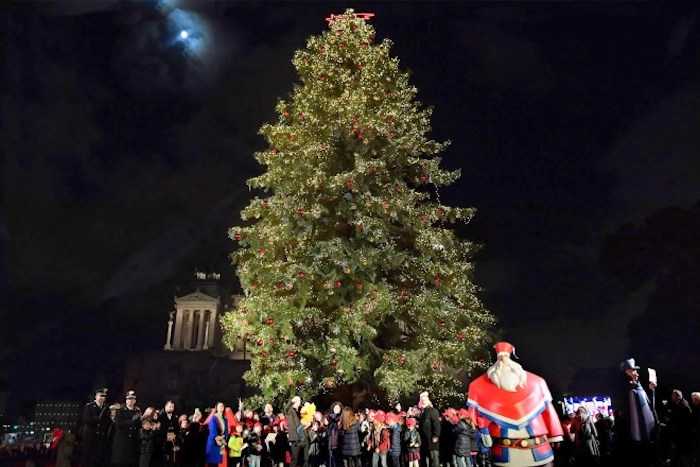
[197,311,206,350]
[208,310,217,348]
[164,319,174,350]
[203,314,210,350]
[183,311,192,349]
[173,308,184,350]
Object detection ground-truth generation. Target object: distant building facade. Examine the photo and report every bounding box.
[33,401,82,431]
[123,272,250,410]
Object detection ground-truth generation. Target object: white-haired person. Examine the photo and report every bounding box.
[418,391,441,467]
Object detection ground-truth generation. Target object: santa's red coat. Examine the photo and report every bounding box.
[467,372,563,466]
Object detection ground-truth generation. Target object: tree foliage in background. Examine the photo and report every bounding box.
[223,10,494,408]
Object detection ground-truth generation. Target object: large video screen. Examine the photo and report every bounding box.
[561,395,612,417]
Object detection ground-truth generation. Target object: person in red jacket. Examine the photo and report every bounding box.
[370,411,391,467]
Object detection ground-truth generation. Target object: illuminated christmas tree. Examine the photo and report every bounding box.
[223,10,494,407]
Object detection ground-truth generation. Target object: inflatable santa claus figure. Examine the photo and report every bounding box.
[467,342,563,467]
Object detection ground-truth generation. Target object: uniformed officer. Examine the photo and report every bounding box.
[111,390,142,467]
[80,387,112,467]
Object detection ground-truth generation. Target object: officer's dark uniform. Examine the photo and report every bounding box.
[80,388,112,467]
[111,390,142,467]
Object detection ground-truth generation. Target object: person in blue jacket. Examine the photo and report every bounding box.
[206,402,228,467]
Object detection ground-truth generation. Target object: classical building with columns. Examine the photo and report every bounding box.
[123,272,250,410]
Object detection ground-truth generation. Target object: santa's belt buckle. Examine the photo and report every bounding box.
[498,436,545,449]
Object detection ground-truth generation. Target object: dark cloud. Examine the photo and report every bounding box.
[603,83,700,225]
[3,2,700,407]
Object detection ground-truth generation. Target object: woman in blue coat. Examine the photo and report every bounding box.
[206,402,228,467]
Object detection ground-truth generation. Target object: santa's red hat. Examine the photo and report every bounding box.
[493,341,516,357]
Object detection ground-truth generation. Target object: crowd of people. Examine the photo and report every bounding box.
[60,390,489,467]
[11,359,700,467]
[557,389,700,467]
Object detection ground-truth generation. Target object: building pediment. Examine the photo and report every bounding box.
[175,290,219,304]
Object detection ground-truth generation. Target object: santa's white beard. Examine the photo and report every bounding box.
[487,357,527,392]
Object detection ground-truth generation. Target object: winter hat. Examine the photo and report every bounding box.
[406,417,417,428]
[374,410,386,424]
[442,408,459,424]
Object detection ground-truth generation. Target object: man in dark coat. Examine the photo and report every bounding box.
[157,400,180,467]
[286,396,304,467]
[418,392,441,467]
[614,358,657,467]
[111,390,142,467]
[690,393,700,467]
[80,387,112,467]
[668,390,693,467]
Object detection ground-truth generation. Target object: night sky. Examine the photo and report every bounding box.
[2,1,700,413]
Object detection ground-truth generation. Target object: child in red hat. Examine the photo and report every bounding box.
[371,411,391,467]
[386,413,402,467]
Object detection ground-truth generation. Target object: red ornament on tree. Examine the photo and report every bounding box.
[434,274,441,287]
[436,208,446,218]
[258,248,266,256]
[456,332,465,342]
[256,338,264,346]
[334,280,342,289]
[283,111,290,118]
[420,175,428,184]
[234,232,242,241]
[265,318,274,325]
[298,271,306,279]
[399,354,407,365]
